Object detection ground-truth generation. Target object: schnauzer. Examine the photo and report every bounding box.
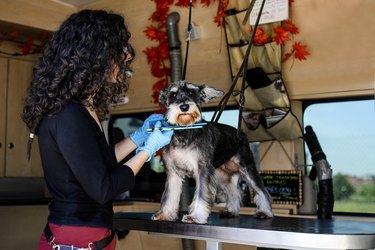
[151,80,273,224]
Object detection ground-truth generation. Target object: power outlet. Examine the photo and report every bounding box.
[184,24,201,41]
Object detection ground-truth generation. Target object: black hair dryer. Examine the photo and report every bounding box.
[304,125,334,219]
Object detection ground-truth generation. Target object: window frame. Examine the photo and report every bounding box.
[302,95,375,217]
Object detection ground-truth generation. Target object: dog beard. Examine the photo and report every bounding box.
[166,104,201,126]
[176,111,201,126]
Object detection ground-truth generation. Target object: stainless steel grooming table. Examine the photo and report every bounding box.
[113,212,375,250]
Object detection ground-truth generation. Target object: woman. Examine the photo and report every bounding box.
[21,9,173,250]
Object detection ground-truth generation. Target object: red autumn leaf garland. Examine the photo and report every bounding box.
[250,27,270,45]
[19,38,35,55]
[0,31,50,56]
[213,0,229,27]
[145,0,310,103]
[293,42,310,60]
[144,0,219,104]
[273,26,291,46]
[283,41,310,62]
[143,0,173,103]
[245,0,309,63]
[283,19,299,34]
[249,19,309,62]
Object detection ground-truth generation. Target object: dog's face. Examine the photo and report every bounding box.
[159,81,224,126]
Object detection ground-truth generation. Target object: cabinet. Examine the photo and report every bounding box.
[0,57,42,177]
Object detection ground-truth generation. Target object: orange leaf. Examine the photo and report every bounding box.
[282,50,293,63]
[293,42,310,61]
[143,46,159,64]
[175,0,196,7]
[144,25,159,40]
[150,0,171,25]
[213,10,226,27]
[283,19,299,34]
[200,0,213,7]
[273,26,290,46]
[152,79,167,103]
[8,31,19,38]
[152,78,167,91]
[158,41,170,60]
[151,62,165,78]
[250,27,270,45]
[18,38,35,55]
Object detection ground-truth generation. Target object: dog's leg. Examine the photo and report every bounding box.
[241,166,273,218]
[152,170,183,221]
[221,174,242,217]
[182,169,216,224]
[234,135,273,218]
[215,167,241,217]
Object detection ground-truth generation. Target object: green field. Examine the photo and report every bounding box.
[334,196,375,214]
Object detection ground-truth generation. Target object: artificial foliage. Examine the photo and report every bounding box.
[0,0,309,104]
[144,0,309,104]
[0,31,49,56]
[144,0,224,104]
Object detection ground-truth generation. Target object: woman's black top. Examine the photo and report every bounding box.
[38,100,135,229]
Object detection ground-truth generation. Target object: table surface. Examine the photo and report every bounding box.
[114,211,375,250]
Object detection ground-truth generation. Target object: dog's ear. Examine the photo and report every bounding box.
[159,87,168,106]
[200,85,224,103]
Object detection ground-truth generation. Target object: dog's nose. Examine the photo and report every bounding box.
[180,104,190,112]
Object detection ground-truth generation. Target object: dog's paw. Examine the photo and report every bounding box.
[219,209,238,218]
[151,211,177,221]
[254,210,273,219]
[181,214,207,224]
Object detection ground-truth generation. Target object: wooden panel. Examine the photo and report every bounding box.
[0,0,75,31]
[0,58,8,176]
[6,58,42,177]
[282,0,375,99]
[0,0,374,111]
[84,0,234,113]
[0,205,49,250]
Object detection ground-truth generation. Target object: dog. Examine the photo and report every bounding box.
[151,80,273,224]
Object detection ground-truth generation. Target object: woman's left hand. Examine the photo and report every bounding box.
[129,114,164,147]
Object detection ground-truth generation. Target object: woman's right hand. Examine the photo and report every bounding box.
[136,121,174,161]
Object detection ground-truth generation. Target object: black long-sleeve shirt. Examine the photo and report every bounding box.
[38,99,135,228]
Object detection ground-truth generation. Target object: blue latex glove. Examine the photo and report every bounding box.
[136,121,174,162]
[129,114,164,147]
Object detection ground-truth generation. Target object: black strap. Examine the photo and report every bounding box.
[182,0,193,80]
[44,223,115,250]
[91,228,115,250]
[44,222,55,245]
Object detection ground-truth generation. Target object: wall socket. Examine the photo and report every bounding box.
[184,24,201,41]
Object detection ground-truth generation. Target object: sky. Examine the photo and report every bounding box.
[304,99,375,178]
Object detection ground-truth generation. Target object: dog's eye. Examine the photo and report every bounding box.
[170,92,177,98]
[188,90,194,96]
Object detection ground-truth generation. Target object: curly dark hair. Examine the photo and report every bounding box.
[22,9,135,134]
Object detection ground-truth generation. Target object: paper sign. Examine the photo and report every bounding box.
[250,0,289,25]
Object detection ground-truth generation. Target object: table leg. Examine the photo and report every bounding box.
[206,240,222,250]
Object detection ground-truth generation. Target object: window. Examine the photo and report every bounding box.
[303,98,375,214]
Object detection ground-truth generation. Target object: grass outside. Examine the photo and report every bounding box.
[334,195,375,214]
